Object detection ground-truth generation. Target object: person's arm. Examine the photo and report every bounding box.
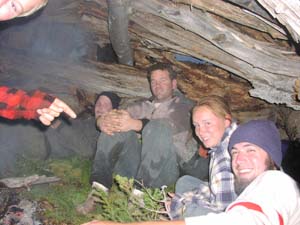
[0,86,76,125]
[0,86,54,120]
[96,110,124,135]
[206,151,236,210]
[81,220,185,225]
[97,109,143,135]
[37,98,76,126]
[113,109,143,132]
[208,168,236,210]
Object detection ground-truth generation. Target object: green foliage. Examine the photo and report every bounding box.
[92,175,169,222]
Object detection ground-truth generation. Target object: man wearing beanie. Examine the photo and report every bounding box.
[228,119,282,194]
[76,91,121,215]
[94,91,121,120]
[82,119,300,225]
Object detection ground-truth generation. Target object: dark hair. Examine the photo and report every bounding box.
[146,63,177,81]
[95,91,121,109]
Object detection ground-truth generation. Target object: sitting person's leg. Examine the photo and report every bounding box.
[175,175,206,194]
[90,131,141,188]
[170,175,213,219]
[136,119,179,188]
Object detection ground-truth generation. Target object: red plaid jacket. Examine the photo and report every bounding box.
[0,86,54,120]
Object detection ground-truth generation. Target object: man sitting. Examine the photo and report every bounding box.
[91,63,208,188]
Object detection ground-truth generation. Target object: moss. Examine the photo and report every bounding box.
[16,157,97,225]
[14,157,172,224]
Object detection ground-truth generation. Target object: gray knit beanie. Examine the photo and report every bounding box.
[228,120,282,167]
[96,91,121,109]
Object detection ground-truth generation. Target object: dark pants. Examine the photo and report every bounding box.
[135,119,179,188]
[91,119,209,189]
[90,119,180,188]
[179,153,209,181]
[90,130,141,188]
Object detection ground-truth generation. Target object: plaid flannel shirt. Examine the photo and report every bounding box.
[169,122,238,219]
[0,86,54,120]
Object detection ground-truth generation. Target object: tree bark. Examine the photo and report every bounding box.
[130,0,300,109]
[174,0,287,40]
[256,0,300,43]
[0,48,150,113]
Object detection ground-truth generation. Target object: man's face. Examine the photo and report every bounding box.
[192,106,230,148]
[231,142,271,194]
[0,0,45,21]
[150,69,176,102]
[94,95,113,119]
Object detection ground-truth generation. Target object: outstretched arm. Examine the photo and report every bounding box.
[37,98,76,126]
[81,220,185,225]
[0,86,76,125]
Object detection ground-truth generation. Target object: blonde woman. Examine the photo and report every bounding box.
[169,95,238,219]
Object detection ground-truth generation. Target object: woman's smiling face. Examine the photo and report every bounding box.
[192,106,230,149]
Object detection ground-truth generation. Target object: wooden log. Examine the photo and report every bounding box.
[0,48,151,113]
[222,0,274,22]
[257,0,300,43]
[173,0,287,40]
[130,0,300,109]
[0,175,60,189]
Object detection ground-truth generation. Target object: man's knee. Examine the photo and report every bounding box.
[175,175,202,194]
[175,175,190,192]
[143,119,172,136]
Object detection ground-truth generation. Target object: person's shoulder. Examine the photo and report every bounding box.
[173,90,195,106]
[125,97,151,108]
[256,170,298,189]
[237,170,299,204]
[260,170,291,179]
[258,170,288,181]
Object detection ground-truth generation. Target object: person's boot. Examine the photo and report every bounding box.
[76,182,108,215]
[76,192,99,215]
